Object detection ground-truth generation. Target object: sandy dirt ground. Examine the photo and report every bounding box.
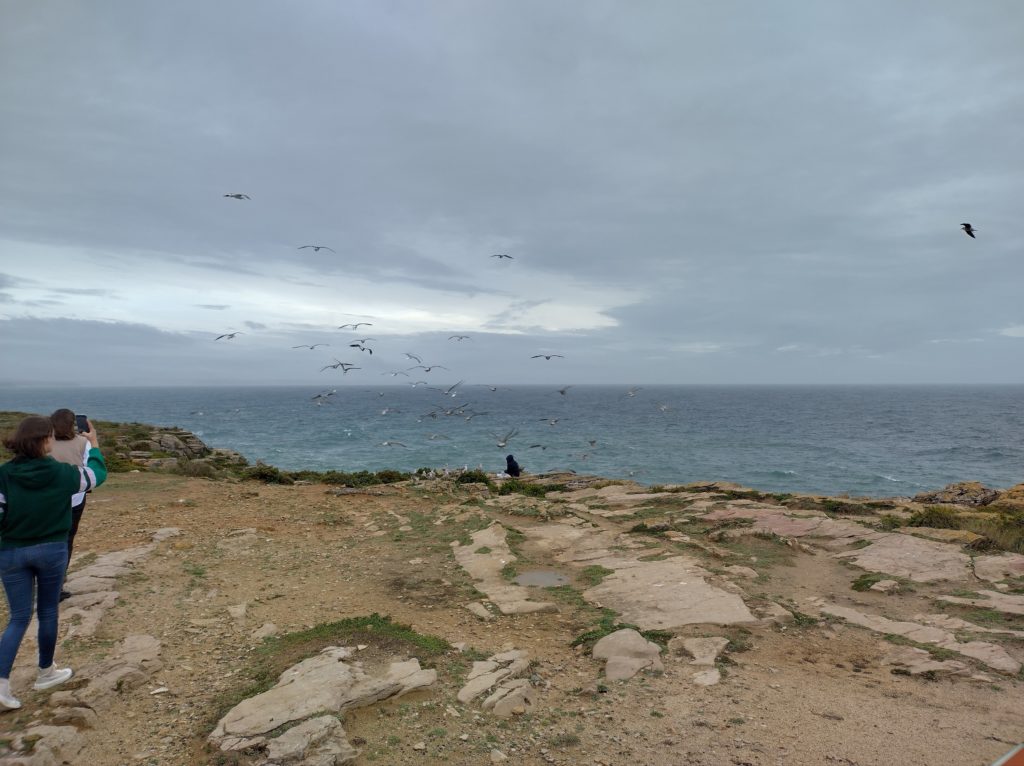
[0,472,1021,766]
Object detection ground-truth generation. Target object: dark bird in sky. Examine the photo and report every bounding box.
[215,332,244,340]
[531,354,564,360]
[298,245,336,253]
[382,370,410,377]
[491,254,513,260]
[320,359,360,372]
[538,417,561,426]
[442,380,464,397]
[408,364,449,373]
[404,352,422,363]
[292,344,328,350]
[338,322,373,330]
[223,193,250,200]
[529,444,548,450]
[349,343,373,354]
[961,223,977,239]
[449,335,471,341]
[556,385,573,396]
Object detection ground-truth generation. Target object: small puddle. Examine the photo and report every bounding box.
[514,570,569,587]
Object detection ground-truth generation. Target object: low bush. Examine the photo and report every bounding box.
[907,505,961,529]
[243,464,294,485]
[497,479,547,498]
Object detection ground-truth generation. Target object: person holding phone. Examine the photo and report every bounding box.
[0,415,106,710]
[48,409,92,602]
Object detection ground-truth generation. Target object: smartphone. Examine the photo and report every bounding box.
[75,414,90,433]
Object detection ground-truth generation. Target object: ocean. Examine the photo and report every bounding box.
[1,385,1021,498]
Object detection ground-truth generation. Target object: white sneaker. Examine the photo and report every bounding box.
[0,679,20,710]
[33,665,73,690]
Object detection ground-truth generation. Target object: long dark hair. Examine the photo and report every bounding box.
[51,408,76,441]
[3,416,54,459]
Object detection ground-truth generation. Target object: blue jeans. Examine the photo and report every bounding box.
[0,542,68,678]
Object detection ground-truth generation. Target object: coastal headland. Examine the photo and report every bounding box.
[0,414,1022,765]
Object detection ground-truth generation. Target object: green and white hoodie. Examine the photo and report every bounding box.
[0,448,107,549]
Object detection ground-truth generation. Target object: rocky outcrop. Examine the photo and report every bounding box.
[990,483,1024,513]
[912,482,999,507]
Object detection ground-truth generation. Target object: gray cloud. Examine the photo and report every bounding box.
[1,2,1022,384]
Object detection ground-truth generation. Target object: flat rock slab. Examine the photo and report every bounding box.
[973,553,1024,583]
[451,524,556,615]
[833,534,971,582]
[881,645,971,678]
[584,558,755,630]
[936,590,1024,616]
[915,613,1024,639]
[457,650,530,704]
[821,604,1020,674]
[676,637,729,666]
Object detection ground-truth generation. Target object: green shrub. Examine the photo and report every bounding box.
[457,469,493,486]
[243,464,294,485]
[907,505,961,529]
[498,479,546,497]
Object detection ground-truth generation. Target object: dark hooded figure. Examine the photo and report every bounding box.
[505,454,521,477]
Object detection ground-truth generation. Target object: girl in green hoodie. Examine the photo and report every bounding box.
[0,415,107,710]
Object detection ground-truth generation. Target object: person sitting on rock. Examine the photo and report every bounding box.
[505,454,522,478]
[0,415,106,710]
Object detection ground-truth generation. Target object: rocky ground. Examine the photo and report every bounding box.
[0,469,1022,766]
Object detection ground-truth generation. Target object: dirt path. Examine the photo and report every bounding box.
[0,473,1021,765]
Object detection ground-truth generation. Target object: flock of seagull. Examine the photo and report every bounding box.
[213,192,978,471]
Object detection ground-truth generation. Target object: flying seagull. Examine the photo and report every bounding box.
[382,370,410,377]
[404,352,422,363]
[351,337,375,344]
[531,354,564,360]
[449,335,471,341]
[538,417,561,426]
[215,332,244,340]
[321,359,360,372]
[298,245,336,253]
[620,386,643,399]
[961,223,977,239]
[292,344,329,350]
[408,364,448,373]
[492,428,519,448]
[223,193,250,200]
[338,322,373,330]
[491,254,513,260]
[556,385,573,396]
[350,343,373,354]
[380,440,409,448]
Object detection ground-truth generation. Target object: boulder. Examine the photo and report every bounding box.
[264,715,358,765]
[592,629,663,680]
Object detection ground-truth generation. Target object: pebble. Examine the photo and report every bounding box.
[413,742,426,751]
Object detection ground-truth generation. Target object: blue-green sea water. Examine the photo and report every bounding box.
[1,385,1021,498]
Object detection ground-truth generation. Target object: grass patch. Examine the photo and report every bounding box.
[907,505,961,529]
[183,561,206,578]
[497,479,547,498]
[877,514,905,531]
[577,565,614,587]
[851,573,888,591]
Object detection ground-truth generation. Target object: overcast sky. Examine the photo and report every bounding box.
[2,1,1023,386]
